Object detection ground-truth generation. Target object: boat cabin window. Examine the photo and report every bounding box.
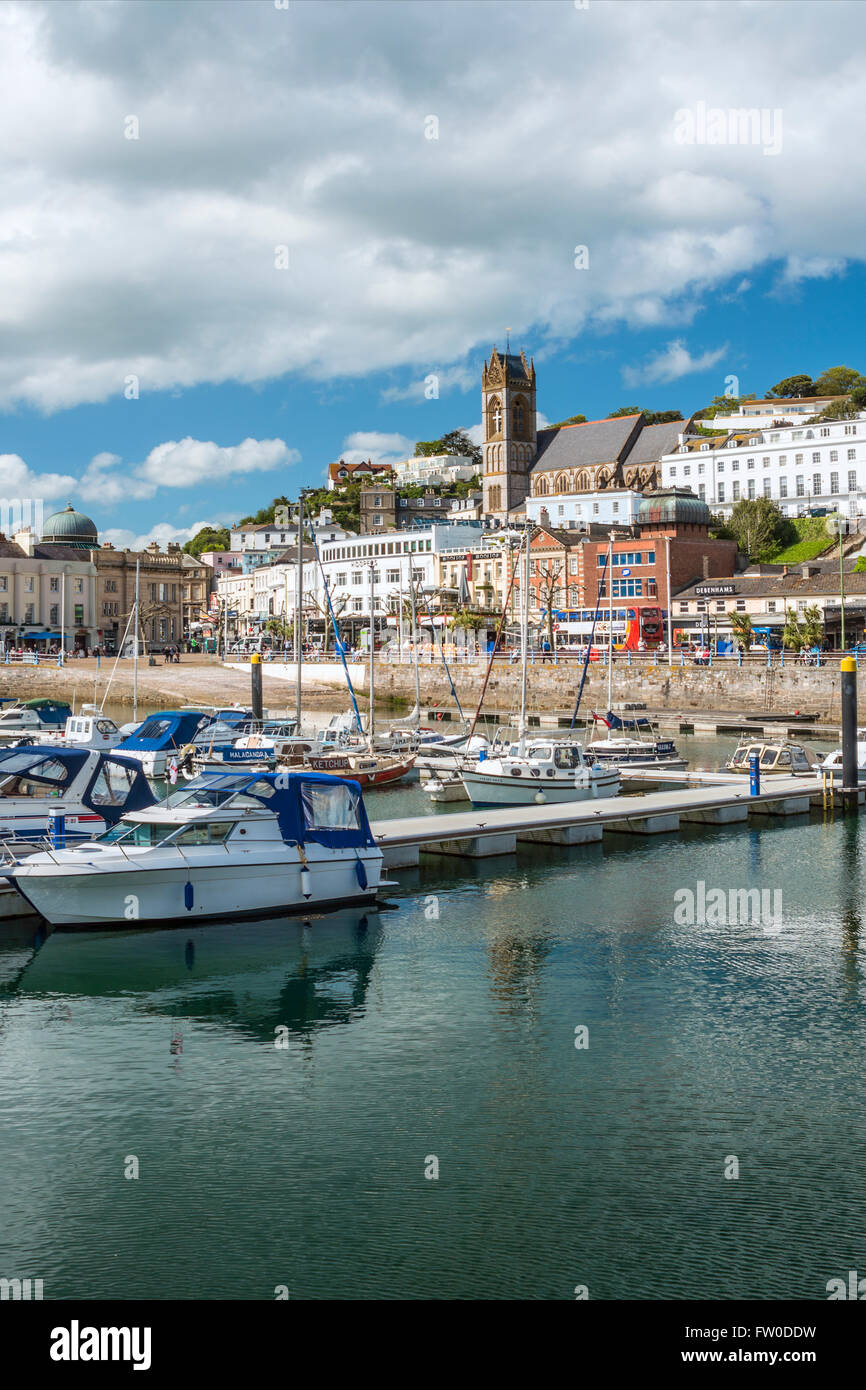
[760,748,781,767]
[554,746,582,770]
[0,753,71,797]
[88,760,139,805]
[100,821,180,847]
[173,821,234,845]
[301,781,362,831]
[528,745,552,762]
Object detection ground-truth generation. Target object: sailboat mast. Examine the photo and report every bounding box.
[368,562,375,746]
[519,526,530,750]
[607,534,614,713]
[133,556,140,723]
[296,492,304,730]
[409,560,420,723]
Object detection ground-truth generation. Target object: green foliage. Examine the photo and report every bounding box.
[264,617,293,642]
[695,393,757,419]
[182,526,231,557]
[801,604,824,648]
[782,606,806,651]
[766,374,815,398]
[770,517,835,566]
[414,429,482,469]
[549,414,587,428]
[806,398,861,423]
[729,612,754,651]
[812,365,865,397]
[727,498,793,561]
[855,556,866,574]
[449,609,487,632]
[608,407,683,424]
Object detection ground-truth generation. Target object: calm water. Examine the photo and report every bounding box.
[1,733,863,1301]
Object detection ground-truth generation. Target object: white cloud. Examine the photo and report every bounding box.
[0,453,79,504]
[101,519,223,551]
[621,340,728,388]
[78,437,298,504]
[333,431,416,468]
[0,1,861,411]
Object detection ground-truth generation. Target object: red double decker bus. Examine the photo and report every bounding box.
[623,604,664,650]
[552,604,665,651]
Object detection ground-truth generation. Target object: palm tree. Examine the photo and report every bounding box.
[782,606,805,651]
[729,611,754,652]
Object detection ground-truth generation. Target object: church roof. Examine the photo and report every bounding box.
[532,415,642,474]
[622,420,685,466]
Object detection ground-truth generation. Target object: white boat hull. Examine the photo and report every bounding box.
[460,768,620,807]
[8,844,384,927]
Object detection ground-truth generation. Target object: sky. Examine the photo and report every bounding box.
[1,0,865,549]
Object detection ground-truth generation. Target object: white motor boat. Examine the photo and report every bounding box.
[819,732,866,783]
[0,746,156,848]
[41,710,124,751]
[116,709,210,777]
[5,769,386,927]
[0,699,73,745]
[460,737,621,807]
[414,732,490,774]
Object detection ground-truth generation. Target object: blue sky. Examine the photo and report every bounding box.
[1,0,864,547]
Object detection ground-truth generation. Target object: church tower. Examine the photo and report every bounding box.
[481,346,537,524]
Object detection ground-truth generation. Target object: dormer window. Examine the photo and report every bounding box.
[700,442,710,451]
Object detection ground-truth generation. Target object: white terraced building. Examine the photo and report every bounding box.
[661,414,866,519]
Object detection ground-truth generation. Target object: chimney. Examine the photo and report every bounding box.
[539,507,550,528]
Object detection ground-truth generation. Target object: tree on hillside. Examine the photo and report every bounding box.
[183,526,232,558]
[549,414,587,429]
[608,407,683,424]
[414,429,482,469]
[806,398,861,422]
[694,393,758,418]
[812,365,865,397]
[727,497,792,561]
[766,374,815,398]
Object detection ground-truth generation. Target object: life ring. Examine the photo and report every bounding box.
[177,742,197,767]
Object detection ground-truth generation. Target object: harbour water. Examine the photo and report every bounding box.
[1,733,863,1300]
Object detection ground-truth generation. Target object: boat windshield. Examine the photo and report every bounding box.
[0,752,72,797]
[169,775,278,811]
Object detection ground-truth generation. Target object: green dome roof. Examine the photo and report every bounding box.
[41,502,98,550]
[638,488,710,526]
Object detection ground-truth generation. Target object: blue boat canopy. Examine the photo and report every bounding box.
[0,747,155,825]
[175,770,376,850]
[118,711,208,752]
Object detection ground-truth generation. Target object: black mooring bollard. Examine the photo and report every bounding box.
[251,651,263,722]
[840,656,859,813]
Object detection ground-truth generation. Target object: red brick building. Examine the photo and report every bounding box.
[518,490,738,636]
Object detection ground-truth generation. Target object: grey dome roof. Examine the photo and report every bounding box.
[41,503,98,550]
[638,488,710,526]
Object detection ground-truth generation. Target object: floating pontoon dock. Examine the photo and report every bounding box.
[372,774,861,868]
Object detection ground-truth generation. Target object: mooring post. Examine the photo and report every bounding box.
[840,655,859,813]
[749,752,760,797]
[251,651,263,722]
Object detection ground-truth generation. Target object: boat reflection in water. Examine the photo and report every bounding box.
[2,909,384,1044]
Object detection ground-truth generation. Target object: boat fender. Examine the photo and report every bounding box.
[355,858,368,890]
[297,843,313,900]
[184,881,194,911]
[534,792,546,805]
